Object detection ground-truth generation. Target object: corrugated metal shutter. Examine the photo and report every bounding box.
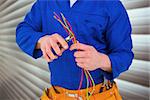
[0,0,149,100]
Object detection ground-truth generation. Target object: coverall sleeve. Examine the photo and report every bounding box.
[16,0,46,59]
[102,1,134,80]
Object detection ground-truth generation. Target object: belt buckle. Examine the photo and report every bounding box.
[65,92,83,100]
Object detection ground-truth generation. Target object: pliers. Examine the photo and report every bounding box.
[65,35,74,43]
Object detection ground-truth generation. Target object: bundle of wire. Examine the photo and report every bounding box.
[53,12,96,100]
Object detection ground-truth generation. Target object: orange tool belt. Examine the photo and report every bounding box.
[40,82,122,100]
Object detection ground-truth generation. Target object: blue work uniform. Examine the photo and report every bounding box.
[16,0,134,90]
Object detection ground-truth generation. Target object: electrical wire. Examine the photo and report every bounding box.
[53,12,95,100]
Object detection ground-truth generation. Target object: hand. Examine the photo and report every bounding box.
[70,42,112,72]
[36,33,68,62]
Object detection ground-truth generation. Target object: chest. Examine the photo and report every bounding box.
[41,1,108,47]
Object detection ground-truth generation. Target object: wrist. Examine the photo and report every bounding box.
[36,36,44,49]
[97,52,112,72]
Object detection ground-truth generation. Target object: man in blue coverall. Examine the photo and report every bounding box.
[16,0,134,99]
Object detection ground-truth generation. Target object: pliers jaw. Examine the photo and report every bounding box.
[65,35,74,42]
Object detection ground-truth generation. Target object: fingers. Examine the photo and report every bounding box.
[54,34,68,50]
[76,63,85,68]
[74,51,90,58]
[50,33,68,56]
[75,58,89,63]
[39,33,69,62]
[75,54,91,70]
[70,42,91,51]
[72,43,97,71]
[77,62,95,71]
[50,39,62,56]
[46,42,58,59]
[41,46,51,62]
[60,48,65,53]
[76,63,89,70]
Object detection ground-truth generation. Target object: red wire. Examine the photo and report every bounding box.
[65,19,73,32]
[54,13,95,99]
[65,18,77,43]
[54,13,77,43]
[78,69,84,90]
[58,13,85,99]
[62,25,70,36]
[54,13,70,36]
[89,76,92,87]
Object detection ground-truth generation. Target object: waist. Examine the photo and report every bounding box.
[51,76,104,90]
[46,82,116,100]
[52,83,104,95]
[48,50,105,90]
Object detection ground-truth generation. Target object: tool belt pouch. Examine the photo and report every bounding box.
[40,82,122,100]
[90,83,122,100]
